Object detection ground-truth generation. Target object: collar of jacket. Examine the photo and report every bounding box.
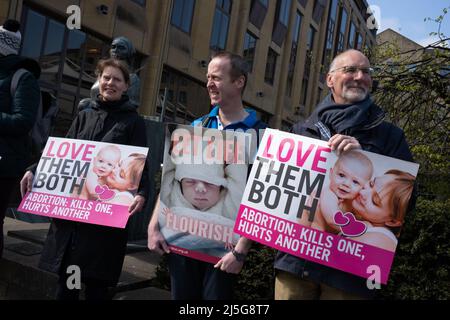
[92,95,135,113]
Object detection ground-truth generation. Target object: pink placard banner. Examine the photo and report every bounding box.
[18,137,149,228]
[236,205,394,284]
[235,129,419,284]
[19,191,131,228]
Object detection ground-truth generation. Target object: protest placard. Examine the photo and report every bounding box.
[235,128,419,284]
[158,124,255,264]
[18,137,149,228]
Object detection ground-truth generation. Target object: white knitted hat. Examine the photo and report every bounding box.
[0,20,22,56]
[175,163,228,187]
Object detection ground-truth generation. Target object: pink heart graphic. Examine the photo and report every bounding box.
[340,212,367,237]
[333,211,350,226]
[95,185,105,195]
[95,184,116,201]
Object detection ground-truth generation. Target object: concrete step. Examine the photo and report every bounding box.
[1,217,170,300]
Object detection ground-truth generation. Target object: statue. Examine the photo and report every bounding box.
[88,36,141,107]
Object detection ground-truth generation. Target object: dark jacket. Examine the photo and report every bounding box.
[274,95,414,298]
[0,55,40,177]
[38,96,149,286]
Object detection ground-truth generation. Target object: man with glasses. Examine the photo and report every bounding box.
[274,49,414,299]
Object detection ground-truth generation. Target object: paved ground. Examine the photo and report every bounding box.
[0,217,171,300]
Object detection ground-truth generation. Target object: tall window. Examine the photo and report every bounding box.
[348,21,356,49]
[210,0,232,50]
[321,0,338,79]
[312,0,326,23]
[249,0,268,29]
[277,0,291,26]
[265,48,278,85]
[286,11,302,96]
[301,26,315,106]
[272,0,291,46]
[243,31,257,72]
[171,0,195,33]
[336,7,348,54]
[356,33,363,50]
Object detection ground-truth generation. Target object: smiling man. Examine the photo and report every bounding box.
[148,52,267,300]
[275,49,415,300]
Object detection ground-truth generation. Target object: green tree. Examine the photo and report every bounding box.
[370,7,450,299]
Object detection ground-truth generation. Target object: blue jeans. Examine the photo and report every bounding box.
[168,254,236,300]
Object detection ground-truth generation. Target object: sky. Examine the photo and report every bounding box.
[367,0,450,46]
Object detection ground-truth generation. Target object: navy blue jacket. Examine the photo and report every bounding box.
[274,98,414,298]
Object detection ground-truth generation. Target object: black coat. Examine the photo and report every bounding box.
[0,55,40,178]
[275,96,415,298]
[38,97,149,286]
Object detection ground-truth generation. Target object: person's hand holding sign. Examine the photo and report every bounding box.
[328,134,361,155]
[20,171,34,197]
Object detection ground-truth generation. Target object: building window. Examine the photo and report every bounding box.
[348,21,356,49]
[356,33,363,50]
[171,0,195,34]
[312,0,326,24]
[304,25,315,79]
[298,0,308,8]
[286,11,302,96]
[321,0,338,79]
[243,31,257,72]
[265,48,278,85]
[292,10,302,44]
[210,0,232,51]
[130,0,146,6]
[272,0,292,46]
[277,0,291,26]
[301,25,315,107]
[336,7,348,54]
[249,0,268,29]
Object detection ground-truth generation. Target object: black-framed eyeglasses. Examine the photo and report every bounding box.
[330,66,374,75]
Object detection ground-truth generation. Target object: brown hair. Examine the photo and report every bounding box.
[122,153,146,190]
[95,58,130,85]
[383,169,415,224]
[211,51,250,93]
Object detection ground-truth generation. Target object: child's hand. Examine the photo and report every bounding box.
[162,207,173,216]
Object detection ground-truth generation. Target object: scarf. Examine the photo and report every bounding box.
[309,94,385,136]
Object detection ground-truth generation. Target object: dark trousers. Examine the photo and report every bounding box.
[56,272,111,300]
[168,254,236,300]
[55,242,113,301]
[0,177,19,259]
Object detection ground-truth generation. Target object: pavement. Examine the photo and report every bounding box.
[0,216,171,300]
